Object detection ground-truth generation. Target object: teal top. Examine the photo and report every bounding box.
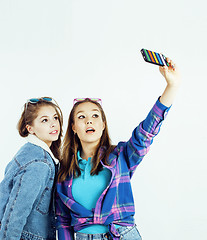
[72,151,111,234]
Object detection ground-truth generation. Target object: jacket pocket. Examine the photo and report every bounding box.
[36,186,52,215]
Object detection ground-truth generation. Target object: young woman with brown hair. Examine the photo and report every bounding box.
[0,97,63,240]
[56,58,181,240]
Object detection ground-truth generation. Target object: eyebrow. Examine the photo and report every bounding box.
[39,113,58,119]
[76,109,100,115]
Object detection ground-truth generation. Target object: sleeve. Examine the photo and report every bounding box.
[56,186,74,240]
[120,98,171,176]
[0,162,50,239]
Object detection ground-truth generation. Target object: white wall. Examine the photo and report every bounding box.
[0,1,207,239]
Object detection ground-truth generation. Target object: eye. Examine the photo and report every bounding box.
[54,116,59,121]
[78,115,85,119]
[42,118,48,123]
[93,114,99,118]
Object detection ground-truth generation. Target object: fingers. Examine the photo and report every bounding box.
[166,57,175,70]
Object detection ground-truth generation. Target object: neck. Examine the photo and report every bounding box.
[80,142,99,160]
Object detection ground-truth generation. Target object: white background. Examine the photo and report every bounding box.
[0,1,207,239]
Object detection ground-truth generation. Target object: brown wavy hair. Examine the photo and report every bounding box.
[17,97,63,160]
[58,98,115,182]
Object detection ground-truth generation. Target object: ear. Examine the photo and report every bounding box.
[102,122,106,131]
[72,124,76,134]
[26,124,35,134]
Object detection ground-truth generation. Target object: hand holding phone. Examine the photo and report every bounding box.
[140,48,169,67]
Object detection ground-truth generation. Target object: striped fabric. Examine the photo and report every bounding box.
[56,98,171,240]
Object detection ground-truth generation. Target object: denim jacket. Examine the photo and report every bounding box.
[0,134,59,240]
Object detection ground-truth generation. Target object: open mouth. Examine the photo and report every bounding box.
[50,130,58,134]
[86,127,95,133]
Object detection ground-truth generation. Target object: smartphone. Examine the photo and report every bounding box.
[140,48,169,67]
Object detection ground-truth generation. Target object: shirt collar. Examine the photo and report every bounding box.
[77,150,91,162]
[27,134,59,164]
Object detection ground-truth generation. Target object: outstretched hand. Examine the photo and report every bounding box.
[159,58,181,88]
[159,58,181,107]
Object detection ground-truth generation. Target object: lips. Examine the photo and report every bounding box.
[50,130,59,135]
[86,127,95,133]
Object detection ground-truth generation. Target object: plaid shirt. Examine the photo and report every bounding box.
[56,98,170,239]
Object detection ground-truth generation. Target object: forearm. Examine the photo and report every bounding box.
[158,58,181,107]
[160,84,180,107]
[124,98,170,174]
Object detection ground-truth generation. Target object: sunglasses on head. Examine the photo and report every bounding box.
[25,97,58,110]
[73,98,102,106]
[27,97,53,104]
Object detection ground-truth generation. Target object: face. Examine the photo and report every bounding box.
[26,105,60,147]
[72,102,105,147]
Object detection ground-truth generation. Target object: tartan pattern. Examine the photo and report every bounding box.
[56,98,170,239]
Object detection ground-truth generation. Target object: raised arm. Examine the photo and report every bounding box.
[159,58,181,107]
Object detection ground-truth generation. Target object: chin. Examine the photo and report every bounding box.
[52,137,59,142]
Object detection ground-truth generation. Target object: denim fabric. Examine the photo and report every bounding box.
[0,142,57,240]
[116,225,142,240]
[74,225,142,240]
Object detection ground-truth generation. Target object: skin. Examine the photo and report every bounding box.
[73,58,181,159]
[159,58,181,107]
[26,105,60,147]
[72,102,105,160]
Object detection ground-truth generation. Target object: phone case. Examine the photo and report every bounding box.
[140,48,169,66]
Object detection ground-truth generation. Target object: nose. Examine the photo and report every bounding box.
[50,120,56,128]
[86,119,92,124]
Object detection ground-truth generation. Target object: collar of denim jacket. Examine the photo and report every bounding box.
[27,134,59,164]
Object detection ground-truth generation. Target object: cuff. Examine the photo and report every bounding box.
[152,97,171,119]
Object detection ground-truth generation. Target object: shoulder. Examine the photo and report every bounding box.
[15,143,54,167]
